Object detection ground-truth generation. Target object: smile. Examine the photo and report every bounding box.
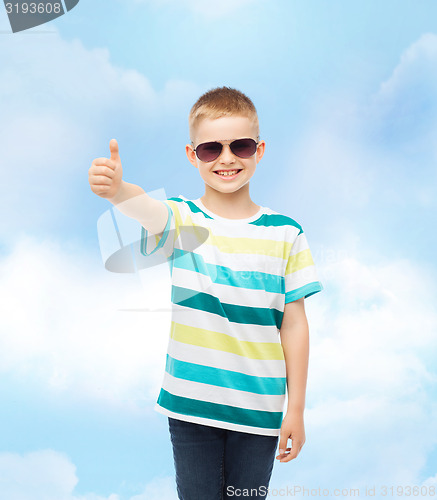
[213,169,242,179]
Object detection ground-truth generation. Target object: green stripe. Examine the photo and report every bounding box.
[173,198,303,232]
[171,286,283,328]
[250,213,303,233]
[157,388,283,430]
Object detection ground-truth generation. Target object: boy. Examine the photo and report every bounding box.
[89,87,323,499]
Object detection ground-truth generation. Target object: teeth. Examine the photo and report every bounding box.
[216,170,239,176]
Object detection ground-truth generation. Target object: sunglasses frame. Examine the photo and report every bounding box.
[191,136,260,162]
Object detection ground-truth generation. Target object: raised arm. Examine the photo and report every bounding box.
[88,139,169,235]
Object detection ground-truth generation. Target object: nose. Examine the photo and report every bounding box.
[218,144,236,164]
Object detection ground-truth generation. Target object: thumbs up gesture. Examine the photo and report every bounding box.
[89,139,123,200]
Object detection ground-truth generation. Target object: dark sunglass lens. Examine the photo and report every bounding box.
[230,139,257,158]
[196,142,222,162]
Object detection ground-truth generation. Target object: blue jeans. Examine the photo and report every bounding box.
[168,417,279,499]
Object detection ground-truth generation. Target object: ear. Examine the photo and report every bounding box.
[186,143,198,168]
[256,140,266,163]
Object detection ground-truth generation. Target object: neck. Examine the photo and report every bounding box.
[200,186,260,219]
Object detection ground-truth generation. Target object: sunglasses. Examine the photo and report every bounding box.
[192,137,259,163]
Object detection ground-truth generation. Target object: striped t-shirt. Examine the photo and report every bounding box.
[140,195,323,436]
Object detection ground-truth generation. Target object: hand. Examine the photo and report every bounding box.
[88,138,123,199]
[276,409,306,463]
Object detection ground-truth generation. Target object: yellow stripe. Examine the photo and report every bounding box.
[170,322,285,360]
[177,212,293,260]
[209,234,292,260]
[166,202,208,247]
[285,248,314,275]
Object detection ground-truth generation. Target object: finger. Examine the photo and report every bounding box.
[92,185,111,195]
[279,454,294,462]
[93,158,116,169]
[276,447,291,458]
[109,138,120,163]
[278,437,289,456]
[89,165,115,178]
[90,175,112,185]
[278,443,303,462]
[280,448,299,462]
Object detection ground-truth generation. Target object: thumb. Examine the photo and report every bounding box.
[109,138,120,162]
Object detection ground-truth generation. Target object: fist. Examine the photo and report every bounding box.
[89,139,123,199]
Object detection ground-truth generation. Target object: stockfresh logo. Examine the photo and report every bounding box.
[4,0,79,33]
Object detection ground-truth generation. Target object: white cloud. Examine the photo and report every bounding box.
[373,33,437,115]
[368,32,437,160]
[0,27,200,234]
[130,476,177,500]
[0,233,174,411]
[280,33,437,231]
[0,450,176,500]
[0,450,119,500]
[423,473,437,486]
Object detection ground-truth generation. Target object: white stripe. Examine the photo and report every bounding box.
[289,231,310,255]
[161,371,285,412]
[171,266,285,310]
[174,238,287,276]
[171,304,282,343]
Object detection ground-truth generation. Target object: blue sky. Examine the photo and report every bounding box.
[0,1,436,498]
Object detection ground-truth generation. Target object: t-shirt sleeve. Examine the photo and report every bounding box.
[284,227,323,303]
[139,199,183,259]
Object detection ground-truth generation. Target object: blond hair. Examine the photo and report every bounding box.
[189,86,259,142]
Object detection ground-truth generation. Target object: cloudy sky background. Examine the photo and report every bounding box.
[0,0,436,498]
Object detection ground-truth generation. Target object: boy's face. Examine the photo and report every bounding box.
[186,116,265,197]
